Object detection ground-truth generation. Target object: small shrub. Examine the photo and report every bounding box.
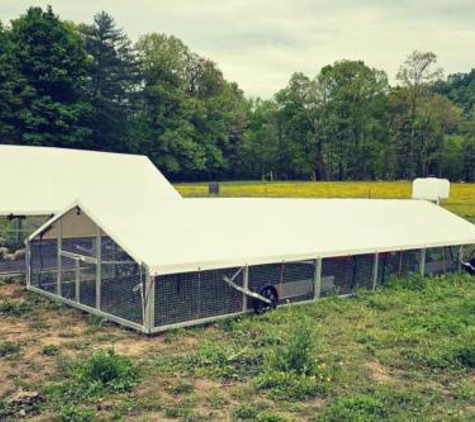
[270,321,316,375]
[51,349,140,401]
[0,341,21,358]
[42,345,61,356]
[76,349,139,391]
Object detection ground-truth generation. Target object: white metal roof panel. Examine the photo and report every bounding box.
[0,145,180,215]
[31,197,475,276]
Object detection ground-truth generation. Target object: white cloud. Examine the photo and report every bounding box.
[2,0,475,97]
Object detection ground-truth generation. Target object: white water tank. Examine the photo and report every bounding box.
[412,177,450,202]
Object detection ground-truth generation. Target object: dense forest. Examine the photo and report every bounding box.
[1,6,475,182]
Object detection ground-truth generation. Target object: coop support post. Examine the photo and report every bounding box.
[458,246,463,271]
[420,249,426,276]
[144,266,155,333]
[313,258,322,299]
[372,253,379,291]
[57,219,62,296]
[95,227,101,309]
[242,265,249,311]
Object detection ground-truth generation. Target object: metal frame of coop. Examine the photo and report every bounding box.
[25,206,469,334]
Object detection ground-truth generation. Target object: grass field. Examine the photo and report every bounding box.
[177,181,475,218]
[2,181,475,421]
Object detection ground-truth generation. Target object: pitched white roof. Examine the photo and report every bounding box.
[0,145,180,215]
[31,197,475,276]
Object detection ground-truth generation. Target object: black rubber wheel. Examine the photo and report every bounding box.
[462,259,475,275]
[253,285,278,314]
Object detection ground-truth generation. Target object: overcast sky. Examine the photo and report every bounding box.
[2,0,475,98]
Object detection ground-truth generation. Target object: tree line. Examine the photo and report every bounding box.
[1,6,475,182]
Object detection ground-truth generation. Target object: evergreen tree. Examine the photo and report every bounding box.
[81,11,139,151]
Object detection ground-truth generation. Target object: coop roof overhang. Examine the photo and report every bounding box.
[29,197,475,276]
[0,145,181,216]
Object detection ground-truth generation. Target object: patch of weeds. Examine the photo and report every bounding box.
[42,344,61,356]
[255,370,328,400]
[170,381,195,395]
[316,394,387,422]
[270,320,316,375]
[184,340,263,379]
[0,341,21,358]
[0,299,31,317]
[163,406,207,421]
[207,388,229,409]
[84,315,106,334]
[59,404,97,422]
[0,399,14,419]
[256,411,295,422]
[233,403,260,419]
[233,404,294,422]
[49,349,140,402]
[255,321,332,400]
[29,318,49,330]
[0,276,20,285]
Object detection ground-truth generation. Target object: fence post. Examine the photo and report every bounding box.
[242,265,249,311]
[420,249,426,276]
[144,267,155,333]
[57,219,62,297]
[314,258,322,299]
[372,253,379,291]
[95,227,101,310]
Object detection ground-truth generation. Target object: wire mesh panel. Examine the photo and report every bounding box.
[321,256,355,297]
[30,238,58,294]
[100,237,145,325]
[353,254,376,290]
[154,267,244,327]
[378,250,422,284]
[425,247,458,275]
[61,255,77,301]
[62,236,96,257]
[79,261,96,308]
[247,261,315,306]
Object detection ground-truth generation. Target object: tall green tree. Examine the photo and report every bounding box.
[80,11,139,151]
[396,51,443,177]
[318,60,389,180]
[7,6,91,147]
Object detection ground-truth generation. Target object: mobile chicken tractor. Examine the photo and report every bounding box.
[2,146,475,334]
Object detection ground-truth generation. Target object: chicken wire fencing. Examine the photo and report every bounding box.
[28,214,468,333]
[29,226,147,330]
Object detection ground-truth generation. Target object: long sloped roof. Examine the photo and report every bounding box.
[0,145,180,215]
[31,197,475,276]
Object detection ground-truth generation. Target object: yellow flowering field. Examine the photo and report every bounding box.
[175,181,475,218]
